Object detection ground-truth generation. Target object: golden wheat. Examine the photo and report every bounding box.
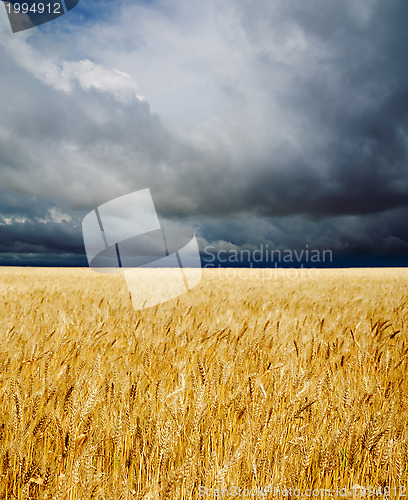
[0,267,407,499]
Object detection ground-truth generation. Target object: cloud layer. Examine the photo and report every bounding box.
[0,0,407,266]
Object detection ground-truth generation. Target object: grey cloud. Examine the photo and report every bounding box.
[0,220,82,254]
[197,207,408,259]
[0,0,408,265]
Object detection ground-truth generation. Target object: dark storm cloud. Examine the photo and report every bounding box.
[197,207,408,253]
[220,0,408,220]
[148,0,408,223]
[0,219,82,254]
[0,0,408,265]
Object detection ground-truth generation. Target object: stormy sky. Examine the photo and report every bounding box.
[0,0,408,267]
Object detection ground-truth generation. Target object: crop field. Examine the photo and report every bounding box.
[0,267,407,499]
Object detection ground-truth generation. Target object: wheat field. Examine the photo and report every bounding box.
[0,267,407,499]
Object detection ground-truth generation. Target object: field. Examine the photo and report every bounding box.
[0,267,407,499]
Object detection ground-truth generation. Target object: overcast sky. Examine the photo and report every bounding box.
[0,0,407,267]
